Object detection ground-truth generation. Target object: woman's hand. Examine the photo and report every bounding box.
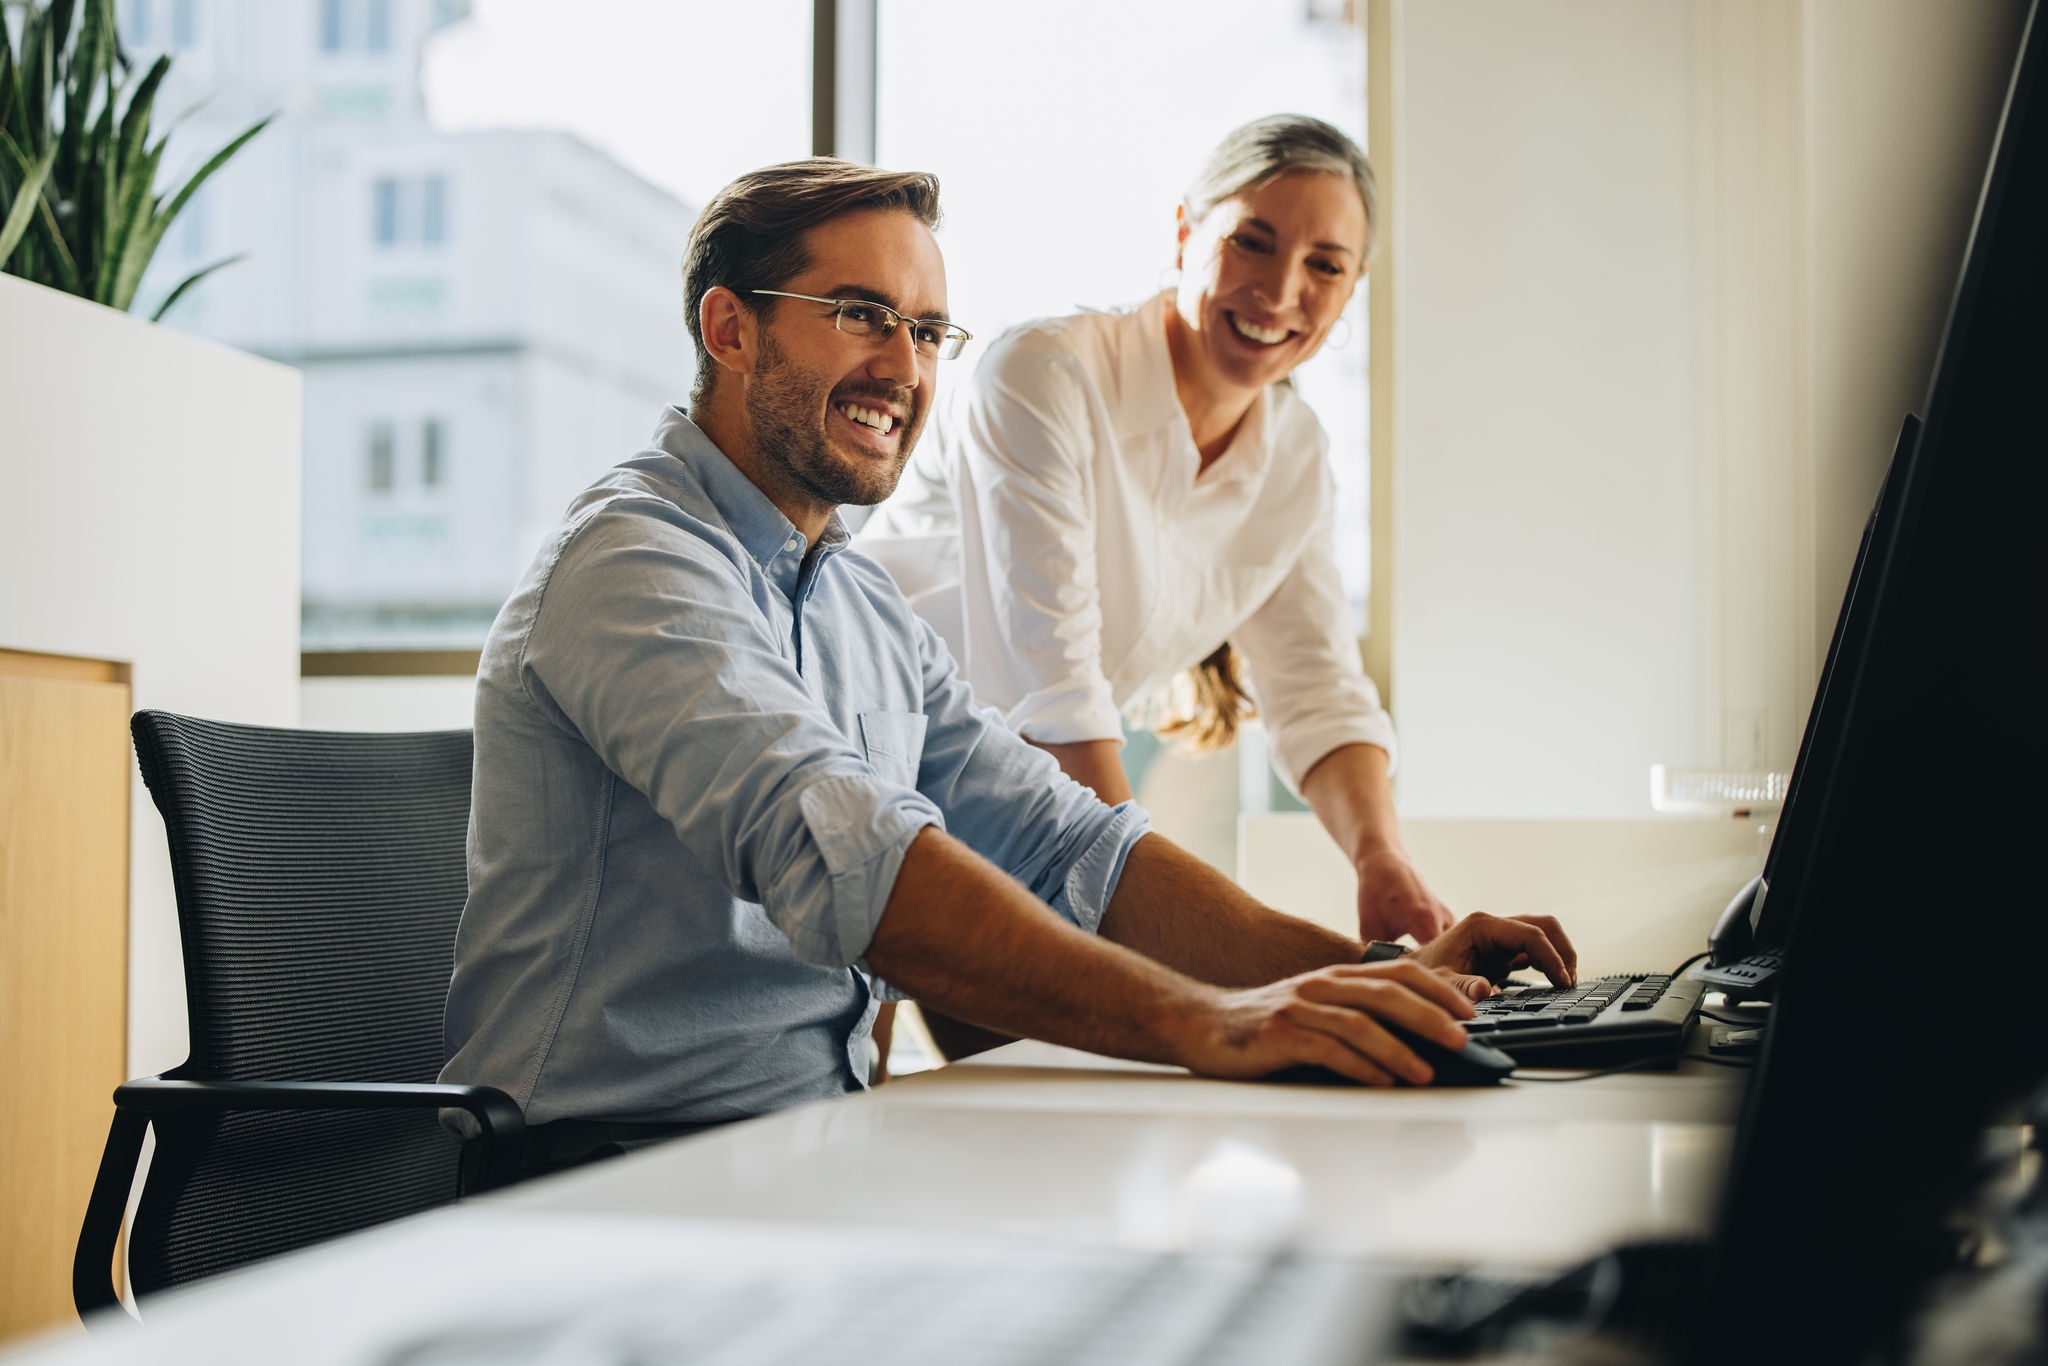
[1356,846,1455,944]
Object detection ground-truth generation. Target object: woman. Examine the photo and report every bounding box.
[859,114,1452,947]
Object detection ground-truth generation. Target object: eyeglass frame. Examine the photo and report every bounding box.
[748,290,973,361]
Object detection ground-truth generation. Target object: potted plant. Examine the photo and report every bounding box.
[0,0,268,318]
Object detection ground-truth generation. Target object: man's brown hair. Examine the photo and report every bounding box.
[682,158,943,407]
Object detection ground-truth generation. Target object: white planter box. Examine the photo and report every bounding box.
[0,274,301,1077]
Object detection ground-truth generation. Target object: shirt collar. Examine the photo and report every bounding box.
[649,406,852,593]
[1122,292,1279,487]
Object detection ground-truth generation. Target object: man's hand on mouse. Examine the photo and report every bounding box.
[1175,959,1476,1087]
[1410,912,1578,1001]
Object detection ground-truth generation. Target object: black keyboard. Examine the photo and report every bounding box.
[1463,971,1704,1068]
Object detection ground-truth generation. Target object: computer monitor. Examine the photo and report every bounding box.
[1695,2,2048,1361]
[1715,411,1923,967]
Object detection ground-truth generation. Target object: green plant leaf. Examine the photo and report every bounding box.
[105,134,164,310]
[117,55,169,177]
[28,187,80,291]
[150,112,271,235]
[22,3,52,153]
[56,0,97,192]
[0,142,56,270]
[88,92,116,298]
[148,251,245,322]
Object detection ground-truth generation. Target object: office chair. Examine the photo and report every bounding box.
[73,711,524,1320]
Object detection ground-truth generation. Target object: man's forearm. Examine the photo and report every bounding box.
[863,827,1218,1065]
[1095,833,1362,986]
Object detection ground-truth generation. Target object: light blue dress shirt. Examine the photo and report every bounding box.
[441,408,1150,1127]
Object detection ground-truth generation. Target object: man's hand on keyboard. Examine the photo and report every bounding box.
[1182,959,1476,1087]
[1411,913,1578,1001]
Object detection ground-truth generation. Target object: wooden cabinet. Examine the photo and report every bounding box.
[0,649,131,1343]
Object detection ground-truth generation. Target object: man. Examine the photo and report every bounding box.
[441,160,1575,1171]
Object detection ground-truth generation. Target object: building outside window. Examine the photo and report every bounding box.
[178,185,207,261]
[420,418,445,489]
[420,175,447,247]
[367,0,391,53]
[367,422,395,493]
[373,177,400,245]
[171,0,196,48]
[320,0,345,53]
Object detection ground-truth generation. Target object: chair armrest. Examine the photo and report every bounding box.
[75,1077,527,1324]
[119,1077,516,1131]
[116,1076,526,1190]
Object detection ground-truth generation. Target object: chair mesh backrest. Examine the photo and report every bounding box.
[126,710,474,1295]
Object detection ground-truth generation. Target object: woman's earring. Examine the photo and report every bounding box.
[1326,315,1354,351]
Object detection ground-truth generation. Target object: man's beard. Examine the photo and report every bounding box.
[745,330,921,509]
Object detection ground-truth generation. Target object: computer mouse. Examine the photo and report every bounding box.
[1266,1022,1518,1088]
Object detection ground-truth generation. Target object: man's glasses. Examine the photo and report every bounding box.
[750,290,973,361]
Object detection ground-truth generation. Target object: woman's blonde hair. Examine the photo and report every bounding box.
[1160,116,1376,753]
[1182,113,1377,257]
[1156,642,1258,753]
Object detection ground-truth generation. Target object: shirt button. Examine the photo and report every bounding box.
[784,536,800,551]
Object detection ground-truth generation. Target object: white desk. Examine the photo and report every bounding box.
[8,1041,1745,1365]
[506,1039,1743,1272]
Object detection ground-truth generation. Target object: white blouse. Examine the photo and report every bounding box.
[856,292,1395,791]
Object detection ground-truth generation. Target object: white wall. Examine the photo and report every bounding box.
[1391,0,1699,818]
[1383,0,2029,818]
[299,676,477,731]
[0,275,302,1078]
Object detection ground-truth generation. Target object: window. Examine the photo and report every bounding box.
[420,419,445,488]
[373,177,400,245]
[420,176,447,247]
[876,0,1367,846]
[372,175,451,248]
[126,0,151,44]
[366,422,395,492]
[366,0,391,53]
[321,0,346,53]
[170,0,195,48]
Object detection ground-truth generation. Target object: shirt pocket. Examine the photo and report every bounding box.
[857,710,929,790]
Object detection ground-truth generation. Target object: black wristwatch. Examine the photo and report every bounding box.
[1361,940,1410,963]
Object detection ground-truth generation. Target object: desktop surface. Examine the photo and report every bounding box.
[7,1038,1744,1366]
[499,1038,1743,1272]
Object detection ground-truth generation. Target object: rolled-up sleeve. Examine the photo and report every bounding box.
[910,615,1151,931]
[1232,488,1399,794]
[522,509,941,968]
[954,333,1126,745]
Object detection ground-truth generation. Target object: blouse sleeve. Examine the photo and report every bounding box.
[1232,470,1398,793]
[952,330,1126,745]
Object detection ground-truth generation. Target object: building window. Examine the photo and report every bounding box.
[126,0,152,44]
[420,176,447,246]
[321,0,345,53]
[170,0,195,47]
[421,419,445,488]
[373,177,400,245]
[367,422,395,492]
[366,0,391,52]
[372,175,452,248]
